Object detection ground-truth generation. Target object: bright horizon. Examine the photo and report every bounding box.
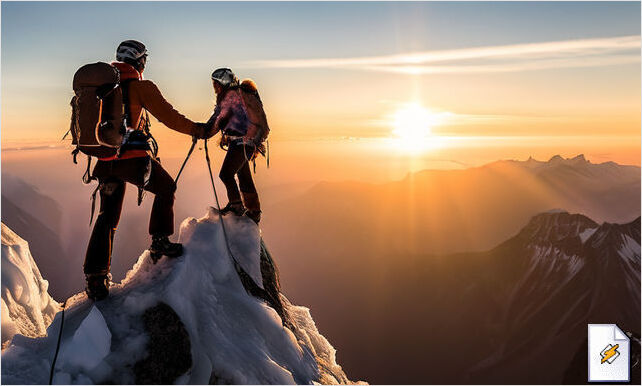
[2,1,640,181]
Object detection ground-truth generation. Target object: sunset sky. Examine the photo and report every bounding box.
[2,1,640,182]
[1,5,640,380]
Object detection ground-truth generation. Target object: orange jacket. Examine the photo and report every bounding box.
[100,62,196,161]
[127,80,195,136]
[112,62,195,135]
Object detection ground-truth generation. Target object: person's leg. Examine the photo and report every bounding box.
[219,144,247,204]
[237,146,261,223]
[237,146,257,197]
[93,157,179,262]
[84,176,126,275]
[143,158,177,237]
[114,157,182,261]
[104,157,175,237]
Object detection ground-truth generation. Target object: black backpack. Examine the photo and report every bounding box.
[65,62,157,223]
[68,62,126,159]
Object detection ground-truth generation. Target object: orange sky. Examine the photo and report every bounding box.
[2,2,640,180]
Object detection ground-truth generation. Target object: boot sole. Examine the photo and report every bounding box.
[85,287,109,301]
[86,292,109,301]
[150,249,184,264]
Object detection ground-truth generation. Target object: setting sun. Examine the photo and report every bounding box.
[390,103,449,153]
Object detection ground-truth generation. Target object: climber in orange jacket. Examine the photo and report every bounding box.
[84,40,208,300]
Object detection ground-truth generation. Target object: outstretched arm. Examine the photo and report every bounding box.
[204,104,232,137]
[137,80,196,135]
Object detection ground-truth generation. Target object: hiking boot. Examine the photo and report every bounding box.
[240,191,261,224]
[220,201,246,216]
[85,273,110,301]
[149,235,183,263]
[246,210,261,224]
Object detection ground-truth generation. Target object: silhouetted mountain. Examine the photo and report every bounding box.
[264,154,639,262]
[468,212,640,383]
[1,174,63,229]
[286,211,639,384]
[260,155,640,382]
[1,188,67,299]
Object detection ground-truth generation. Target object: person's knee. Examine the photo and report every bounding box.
[100,180,122,196]
[157,180,177,201]
[219,168,234,183]
[167,179,177,194]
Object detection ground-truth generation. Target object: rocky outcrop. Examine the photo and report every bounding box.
[133,302,192,384]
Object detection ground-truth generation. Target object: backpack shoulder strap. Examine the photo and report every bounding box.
[120,79,135,128]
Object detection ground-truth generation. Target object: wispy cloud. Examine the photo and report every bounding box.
[248,35,640,74]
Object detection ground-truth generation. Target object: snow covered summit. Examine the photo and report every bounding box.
[1,223,60,348]
[1,209,355,384]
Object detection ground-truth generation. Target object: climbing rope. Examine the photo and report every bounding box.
[49,299,68,385]
[47,137,261,384]
[203,138,268,298]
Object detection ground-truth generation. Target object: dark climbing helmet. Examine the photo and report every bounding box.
[116,40,148,70]
[211,68,239,88]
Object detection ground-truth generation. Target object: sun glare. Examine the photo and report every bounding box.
[390,103,448,154]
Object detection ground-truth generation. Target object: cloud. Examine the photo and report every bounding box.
[2,144,64,152]
[248,35,640,74]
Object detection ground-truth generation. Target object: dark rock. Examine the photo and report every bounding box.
[134,302,192,384]
[235,238,291,328]
[259,238,290,327]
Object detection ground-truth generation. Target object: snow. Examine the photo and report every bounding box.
[57,306,112,375]
[618,234,641,295]
[1,222,60,348]
[618,234,641,266]
[1,209,353,385]
[579,227,598,243]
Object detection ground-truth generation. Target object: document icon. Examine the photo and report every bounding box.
[588,324,630,382]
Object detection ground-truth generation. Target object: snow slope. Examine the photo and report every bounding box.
[1,209,354,385]
[1,222,60,348]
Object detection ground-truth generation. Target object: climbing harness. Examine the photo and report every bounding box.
[47,137,269,384]
[48,299,68,385]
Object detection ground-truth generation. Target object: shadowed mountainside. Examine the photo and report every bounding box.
[295,211,639,384]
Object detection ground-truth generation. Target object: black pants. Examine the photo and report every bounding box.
[219,143,257,204]
[84,157,176,275]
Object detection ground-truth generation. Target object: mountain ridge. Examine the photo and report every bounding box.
[278,209,640,383]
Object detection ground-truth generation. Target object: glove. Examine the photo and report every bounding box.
[192,122,210,139]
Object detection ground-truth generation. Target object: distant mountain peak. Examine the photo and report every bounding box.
[519,211,599,247]
[546,154,588,164]
[585,217,641,253]
[505,154,595,171]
